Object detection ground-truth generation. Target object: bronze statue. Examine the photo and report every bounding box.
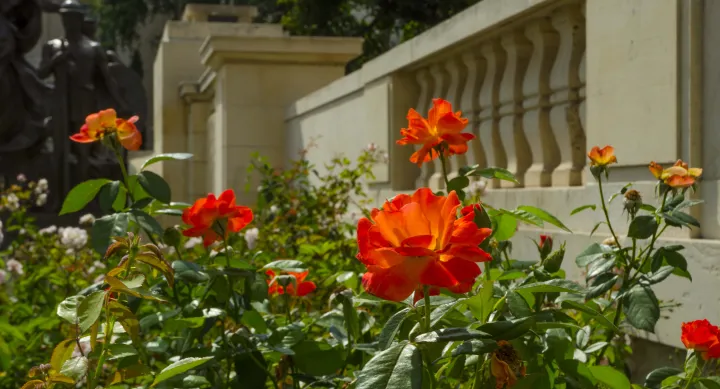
[37,0,128,197]
[0,0,51,156]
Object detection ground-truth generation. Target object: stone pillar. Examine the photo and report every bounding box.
[200,35,362,205]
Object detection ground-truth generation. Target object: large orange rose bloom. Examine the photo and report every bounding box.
[681,319,720,360]
[396,98,473,167]
[356,188,492,302]
[70,109,142,151]
[182,189,253,247]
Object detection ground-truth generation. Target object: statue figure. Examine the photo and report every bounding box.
[37,0,128,198]
[0,0,51,158]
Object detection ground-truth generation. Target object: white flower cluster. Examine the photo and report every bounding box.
[87,260,106,275]
[39,225,58,235]
[244,227,259,249]
[79,213,95,226]
[35,178,49,206]
[59,227,88,250]
[184,237,203,249]
[5,193,19,211]
[6,259,23,276]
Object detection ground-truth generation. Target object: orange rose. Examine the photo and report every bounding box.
[266,269,317,297]
[396,98,473,167]
[587,146,617,167]
[648,160,702,189]
[681,319,720,360]
[356,188,492,302]
[70,109,142,151]
[182,189,253,247]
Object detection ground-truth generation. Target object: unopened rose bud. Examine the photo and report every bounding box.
[602,237,617,247]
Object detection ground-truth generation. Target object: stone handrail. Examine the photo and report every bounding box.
[285,0,586,192]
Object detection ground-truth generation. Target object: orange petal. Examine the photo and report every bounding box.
[436,112,469,134]
[689,167,703,178]
[98,109,118,128]
[427,98,454,127]
[648,162,663,179]
[69,133,97,143]
[666,175,695,188]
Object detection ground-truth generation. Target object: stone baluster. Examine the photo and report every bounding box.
[414,67,435,189]
[428,63,450,191]
[498,30,533,188]
[550,5,587,186]
[461,50,486,170]
[445,57,468,181]
[578,3,587,159]
[478,41,507,188]
[522,18,560,187]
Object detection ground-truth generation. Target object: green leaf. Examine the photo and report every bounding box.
[137,171,171,204]
[60,356,88,381]
[576,243,613,267]
[662,211,700,228]
[183,375,211,388]
[0,321,25,342]
[141,153,193,170]
[646,266,674,284]
[700,378,720,389]
[652,248,692,281]
[173,261,209,283]
[570,204,596,216]
[234,351,267,388]
[624,285,660,332]
[476,317,534,341]
[589,365,631,389]
[584,342,608,353]
[151,357,214,387]
[77,291,106,333]
[497,271,526,281]
[98,181,121,212]
[644,367,682,389]
[587,257,616,279]
[464,281,495,323]
[262,260,306,272]
[57,295,84,325]
[515,280,584,294]
[107,344,138,360]
[292,341,345,376]
[560,301,618,332]
[91,213,130,254]
[585,274,618,299]
[413,328,490,343]
[356,341,422,389]
[493,213,517,241]
[463,166,518,183]
[241,310,267,334]
[675,199,704,212]
[516,205,571,232]
[628,215,659,239]
[130,209,164,237]
[447,176,469,193]
[60,179,111,215]
[378,308,411,350]
[450,339,497,357]
[507,292,532,318]
[558,359,597,388]
[430,300,464,328]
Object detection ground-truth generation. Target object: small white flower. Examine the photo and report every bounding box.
[6,193,19,211]
[39,225,58,235]
[88,260,106,274]
[0,269,6,285]
[59,227,88,250]
[79,213,95,226]
[183,237,203,249]
[270,205,279,214]
[35,193,47,207]
[6,259,23,275]
[244,227,259,250]
[16,174,26,183]
[35,178,49,194]
[366,142,377,151]
[18,228,25,235]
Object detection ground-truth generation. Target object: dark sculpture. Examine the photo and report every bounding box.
[0,0,51,158]
[0,0,151,214]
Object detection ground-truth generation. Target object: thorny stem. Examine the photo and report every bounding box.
[597,178,625,263]
[111,142,134,204]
